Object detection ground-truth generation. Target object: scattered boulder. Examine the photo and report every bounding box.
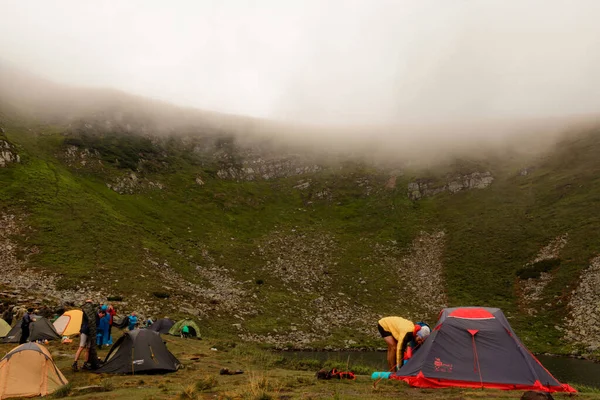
[520,167,536,176]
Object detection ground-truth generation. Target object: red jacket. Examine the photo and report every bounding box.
[107,307,117,325]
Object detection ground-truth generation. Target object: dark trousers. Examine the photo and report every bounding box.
[19,327,29,344]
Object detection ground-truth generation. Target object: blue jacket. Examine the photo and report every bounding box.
[128,315,138,329]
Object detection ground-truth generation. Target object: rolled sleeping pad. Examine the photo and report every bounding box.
[371,371,391,379]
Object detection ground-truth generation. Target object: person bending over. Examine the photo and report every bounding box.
[378,316,431,371]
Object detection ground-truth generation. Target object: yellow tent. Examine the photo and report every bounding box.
[53,309,83,336]
[0,319,10,338]
[0,342,68,398]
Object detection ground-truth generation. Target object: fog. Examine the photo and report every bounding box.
[2,0,600,127]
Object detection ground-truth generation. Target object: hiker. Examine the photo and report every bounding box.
[73,299,100,370]
[128,312,138,331]
[107,304,116,342]
[97,310,109,346]
[13,306,26,326]
[181,324,190,339]
[19,308,36,344]
[145,316,154,328]
[73,303,92,371]
[1,304,13,325]
[378,316,431,371]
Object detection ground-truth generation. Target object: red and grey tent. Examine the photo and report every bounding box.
[391,307,576,393]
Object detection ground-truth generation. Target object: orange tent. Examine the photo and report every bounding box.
[0,342,68,398]
[53,309,83,336]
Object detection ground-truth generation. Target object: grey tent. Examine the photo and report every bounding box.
[391,307,576,393]
[2,317,61,343]
[112,315,129,329]
[95,329,181,374]
[148,318,175,334]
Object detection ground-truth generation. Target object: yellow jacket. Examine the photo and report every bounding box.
[378,316,414,367]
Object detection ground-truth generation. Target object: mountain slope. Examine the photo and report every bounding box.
[1,67,600,355]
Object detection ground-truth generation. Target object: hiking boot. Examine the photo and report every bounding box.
[82,362,92,370]
[71,362,78,372]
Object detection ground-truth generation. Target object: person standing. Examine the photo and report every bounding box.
[81,300,99,370]
[19,308,35,344]
[96,310,109,346]
[107,304,116,344]
[128,312,138,331]
[72,302,92,371]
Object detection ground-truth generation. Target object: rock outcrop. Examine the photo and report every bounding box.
[107,172,164,194]
[63,145,102,168]
[0,139,19,167]
[408,172,494,200]
[216,157,322,181]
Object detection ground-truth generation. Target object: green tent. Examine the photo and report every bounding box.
[0,319,10,338]
[168,319,201,338]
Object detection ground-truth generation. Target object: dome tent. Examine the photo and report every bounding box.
[168,319,201,338]
[149,318,175,334]
[53,309,83,336]
[2,316,61,343]
[112,314,129,329]
[0,319,10,338]
[392,307,576,393]
[0,342,68,398]
[95,329,181,374]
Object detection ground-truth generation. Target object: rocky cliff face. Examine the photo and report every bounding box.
[408,172,494,200]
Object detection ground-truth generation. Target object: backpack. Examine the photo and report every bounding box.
[315,368,356,380]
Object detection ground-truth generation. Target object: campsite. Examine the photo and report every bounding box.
[1,308,600,399]
[1,330,599,400]
[4,2,600,399]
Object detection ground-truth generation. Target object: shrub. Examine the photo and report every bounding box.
[101,379,115,392]
[178,385,197,400]
[152,291,170,299]
[52,383,72,398]
[195,375,218,392]
[517,258,561,280]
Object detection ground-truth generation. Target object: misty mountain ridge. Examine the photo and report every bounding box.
[3,61,595,167]
[1,64,600,355]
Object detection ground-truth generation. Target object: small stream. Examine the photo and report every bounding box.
[282,351,600,388]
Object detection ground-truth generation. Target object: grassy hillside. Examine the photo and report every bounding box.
[1,110,600,355]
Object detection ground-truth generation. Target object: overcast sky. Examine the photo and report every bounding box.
[1,1,600,125]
